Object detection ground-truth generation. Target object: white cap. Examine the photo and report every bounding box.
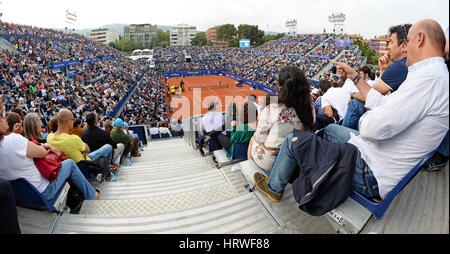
[311,88,320,94]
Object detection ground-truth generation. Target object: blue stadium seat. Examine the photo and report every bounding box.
[9,178,67,212]
[151,134,160,140]
[161,133,170,139]
[231,142,249,161]
[350,150,436,220]
[172,131,181,137]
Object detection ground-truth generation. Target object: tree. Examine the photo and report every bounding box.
[109,40,142,54]
[263,33,285,44]
[191,32,207,46]
[354,39,380,65]
[228,38,239,48]
[217,24,237,41]
[237,24,265,46]
[153,29,170,48]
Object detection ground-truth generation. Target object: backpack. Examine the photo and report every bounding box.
[79,156,110,175]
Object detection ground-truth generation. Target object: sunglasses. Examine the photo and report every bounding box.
[400,24,408,45]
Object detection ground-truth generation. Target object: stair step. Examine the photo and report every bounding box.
[79,183,240,216]
[53,193,278,234]
[99,170,227,199]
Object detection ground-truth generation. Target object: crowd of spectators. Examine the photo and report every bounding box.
[0,21,159,131]
[151,33,362,89]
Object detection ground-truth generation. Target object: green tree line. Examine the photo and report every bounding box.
[109,29,170,54]
[109,24,286,53]
[353,39,380,66]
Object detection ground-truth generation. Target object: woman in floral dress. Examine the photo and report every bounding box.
[248,66,315,175]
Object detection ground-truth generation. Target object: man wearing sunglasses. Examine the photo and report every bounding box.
[374,24,412,94]
[342,24,412,130]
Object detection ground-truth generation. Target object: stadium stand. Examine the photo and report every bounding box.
[1,19,448,235]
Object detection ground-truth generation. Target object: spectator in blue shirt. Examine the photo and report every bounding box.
[342,24,411,130]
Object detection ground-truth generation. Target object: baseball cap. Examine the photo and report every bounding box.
[311,88,320,94]
[114,118,124,128]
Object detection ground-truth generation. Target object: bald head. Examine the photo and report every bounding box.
[57,109,74,124]
[414,19,446,54]
[406,19,446,66]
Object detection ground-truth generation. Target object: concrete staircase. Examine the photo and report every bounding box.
[16,138,279,234]
[15,127,449,234]
[312,49,348,80]
[0,36,19,53]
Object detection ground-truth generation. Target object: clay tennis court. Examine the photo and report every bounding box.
[167,75,269,120]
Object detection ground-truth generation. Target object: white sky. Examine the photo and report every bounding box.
[1,0,448,39]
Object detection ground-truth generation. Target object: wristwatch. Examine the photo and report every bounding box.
[352,73,361,84]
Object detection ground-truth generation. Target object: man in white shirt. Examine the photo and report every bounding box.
[149,123,160,137]
[321,82,349,122]
[199,102,225,135]
[326,19,448,200]
[197,101,225,154]
[158,122,172,138]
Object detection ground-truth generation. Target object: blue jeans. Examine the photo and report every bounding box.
[324,124,381,199]
[267,133,297,194]
[88,144,113,164]
[41,159,97,201]
[437,131,449,157]
[342,99,365,131]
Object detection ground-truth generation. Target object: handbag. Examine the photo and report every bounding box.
[30,138,66,182]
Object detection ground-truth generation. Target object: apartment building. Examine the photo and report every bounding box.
[124,24,157,46]
[368,35,390,56]
[206,25,227,47]
[86,29,120,45]
[170,24,197,46]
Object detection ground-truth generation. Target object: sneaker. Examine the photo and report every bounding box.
[253,172,282,202]
[110,164,119,171]
[423,153,449,172]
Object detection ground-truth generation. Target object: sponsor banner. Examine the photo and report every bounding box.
[83,57,99,63]
[52,60,79,69]
[336,39,351,49]
[285,53,303,56]
[307,54,331,59]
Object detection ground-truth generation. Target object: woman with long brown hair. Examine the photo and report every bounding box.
[248,66,315,175]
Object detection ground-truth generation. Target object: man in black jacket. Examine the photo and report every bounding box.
[81,112,124,167]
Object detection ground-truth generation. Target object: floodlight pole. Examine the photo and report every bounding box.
[285,19,298,36]
[328,12,346,34]
[65,9,77,34]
